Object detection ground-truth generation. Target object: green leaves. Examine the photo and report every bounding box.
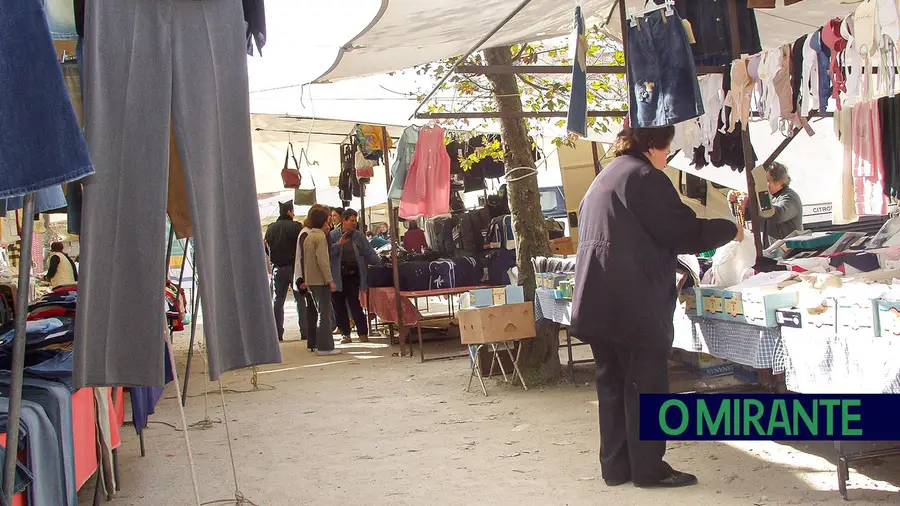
[412,29,626,143]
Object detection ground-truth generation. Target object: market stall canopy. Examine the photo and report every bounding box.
[314,0,615,82]
[252,114,406,145]
[315,0,858,84]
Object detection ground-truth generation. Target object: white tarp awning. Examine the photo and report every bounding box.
[315,0,858,84]
[315,0,616,82]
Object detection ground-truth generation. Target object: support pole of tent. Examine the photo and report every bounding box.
[726,0,764,255]
[409,0,535,120]
[762,128,801,167]
[2,193,35,506]
[590,141,601,176]
[182,253,200,406]
[382,126,406,357]
[360,183,367,232]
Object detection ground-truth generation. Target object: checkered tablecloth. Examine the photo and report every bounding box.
[672,305,708,353]
[533,288,572,326]
[777,328,900,393]
[691,316,781,369]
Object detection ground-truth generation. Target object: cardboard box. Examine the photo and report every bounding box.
[469,289,494,308]
[775,300,836,331]
[682,352,736,378]
[740,289,800,327]
[505,285,525,304]
[681,287,700,316]
[836,296,878,336]
[459,303,536,344]
[550,237,575,256]
[699,287,798,327]
[492,287,506,306]
[876,299,900,337]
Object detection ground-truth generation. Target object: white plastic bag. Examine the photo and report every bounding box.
[709,232,756,288]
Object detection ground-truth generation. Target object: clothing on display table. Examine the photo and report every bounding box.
[398,125,451,220]
[0,398,66,506]
[626,9,704,128]
[0,0,94,199]
[76,0,281,387]
[0,375,77,506]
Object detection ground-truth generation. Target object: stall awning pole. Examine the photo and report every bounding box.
[727,0,764,255]
[409,0,535,120]
[3,193,35,506]
[382,127,406,357]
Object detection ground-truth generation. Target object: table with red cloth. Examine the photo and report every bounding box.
[0,386,124,506]
[362,286,494,361]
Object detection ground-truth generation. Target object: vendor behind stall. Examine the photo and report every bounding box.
[743,162,803,247]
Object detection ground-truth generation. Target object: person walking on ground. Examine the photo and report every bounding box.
[46,242,78,289]
[330,208,382,344]
[301,205,341,356]
[295,204,332,351]
[264,200,306,342]
[570,126,741,489]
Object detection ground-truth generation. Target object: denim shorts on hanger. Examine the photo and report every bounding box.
[0,0,93,199]
[626,9,705,128]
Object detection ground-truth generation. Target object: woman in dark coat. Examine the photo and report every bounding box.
[570,127,741,488]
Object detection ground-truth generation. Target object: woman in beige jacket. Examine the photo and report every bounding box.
[298,205,340,356]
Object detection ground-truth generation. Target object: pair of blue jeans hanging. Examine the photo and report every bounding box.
[626,8,704,128]
[0,0,93,199]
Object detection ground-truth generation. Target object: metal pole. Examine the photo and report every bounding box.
[382,126,406,356]
[590,141,601,175]
[182,254,199,406]
[360,182,367,231]
[3,193,35,506]
[164,225,175,274]
[409,0,535,120]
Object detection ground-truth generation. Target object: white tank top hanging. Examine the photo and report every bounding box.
[855,0,878,55]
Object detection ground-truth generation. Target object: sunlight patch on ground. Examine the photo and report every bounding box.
[724,440,900,493]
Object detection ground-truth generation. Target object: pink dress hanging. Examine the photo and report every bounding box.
[398,125,451,220]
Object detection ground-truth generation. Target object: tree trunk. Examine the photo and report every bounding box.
[484,46,559,384]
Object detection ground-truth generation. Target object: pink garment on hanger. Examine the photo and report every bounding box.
[398,125,451,220]
[851,101,889,216]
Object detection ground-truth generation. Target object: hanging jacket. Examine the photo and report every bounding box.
[570,153,737,351]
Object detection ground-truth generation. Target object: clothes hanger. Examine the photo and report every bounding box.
[629,0,674,28]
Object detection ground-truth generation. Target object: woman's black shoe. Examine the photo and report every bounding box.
[634,471,698,488]
[604,477,630,487]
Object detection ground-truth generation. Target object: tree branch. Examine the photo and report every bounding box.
[517,74,550,92]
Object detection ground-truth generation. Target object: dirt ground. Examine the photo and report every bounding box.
[77,306,900,506]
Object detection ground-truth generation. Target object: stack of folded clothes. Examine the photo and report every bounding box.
[27,285,77,321]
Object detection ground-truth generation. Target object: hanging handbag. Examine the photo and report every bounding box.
[294,188,317,206]
[281,142,302,189]
[293,148,319,205]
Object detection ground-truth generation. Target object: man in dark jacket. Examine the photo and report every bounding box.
[264,200,304,342]
[571,127,739,489]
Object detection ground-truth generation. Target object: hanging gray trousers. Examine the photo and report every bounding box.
[74,0,282,387]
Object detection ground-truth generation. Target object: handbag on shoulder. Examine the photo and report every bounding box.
[281,142,302,189]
